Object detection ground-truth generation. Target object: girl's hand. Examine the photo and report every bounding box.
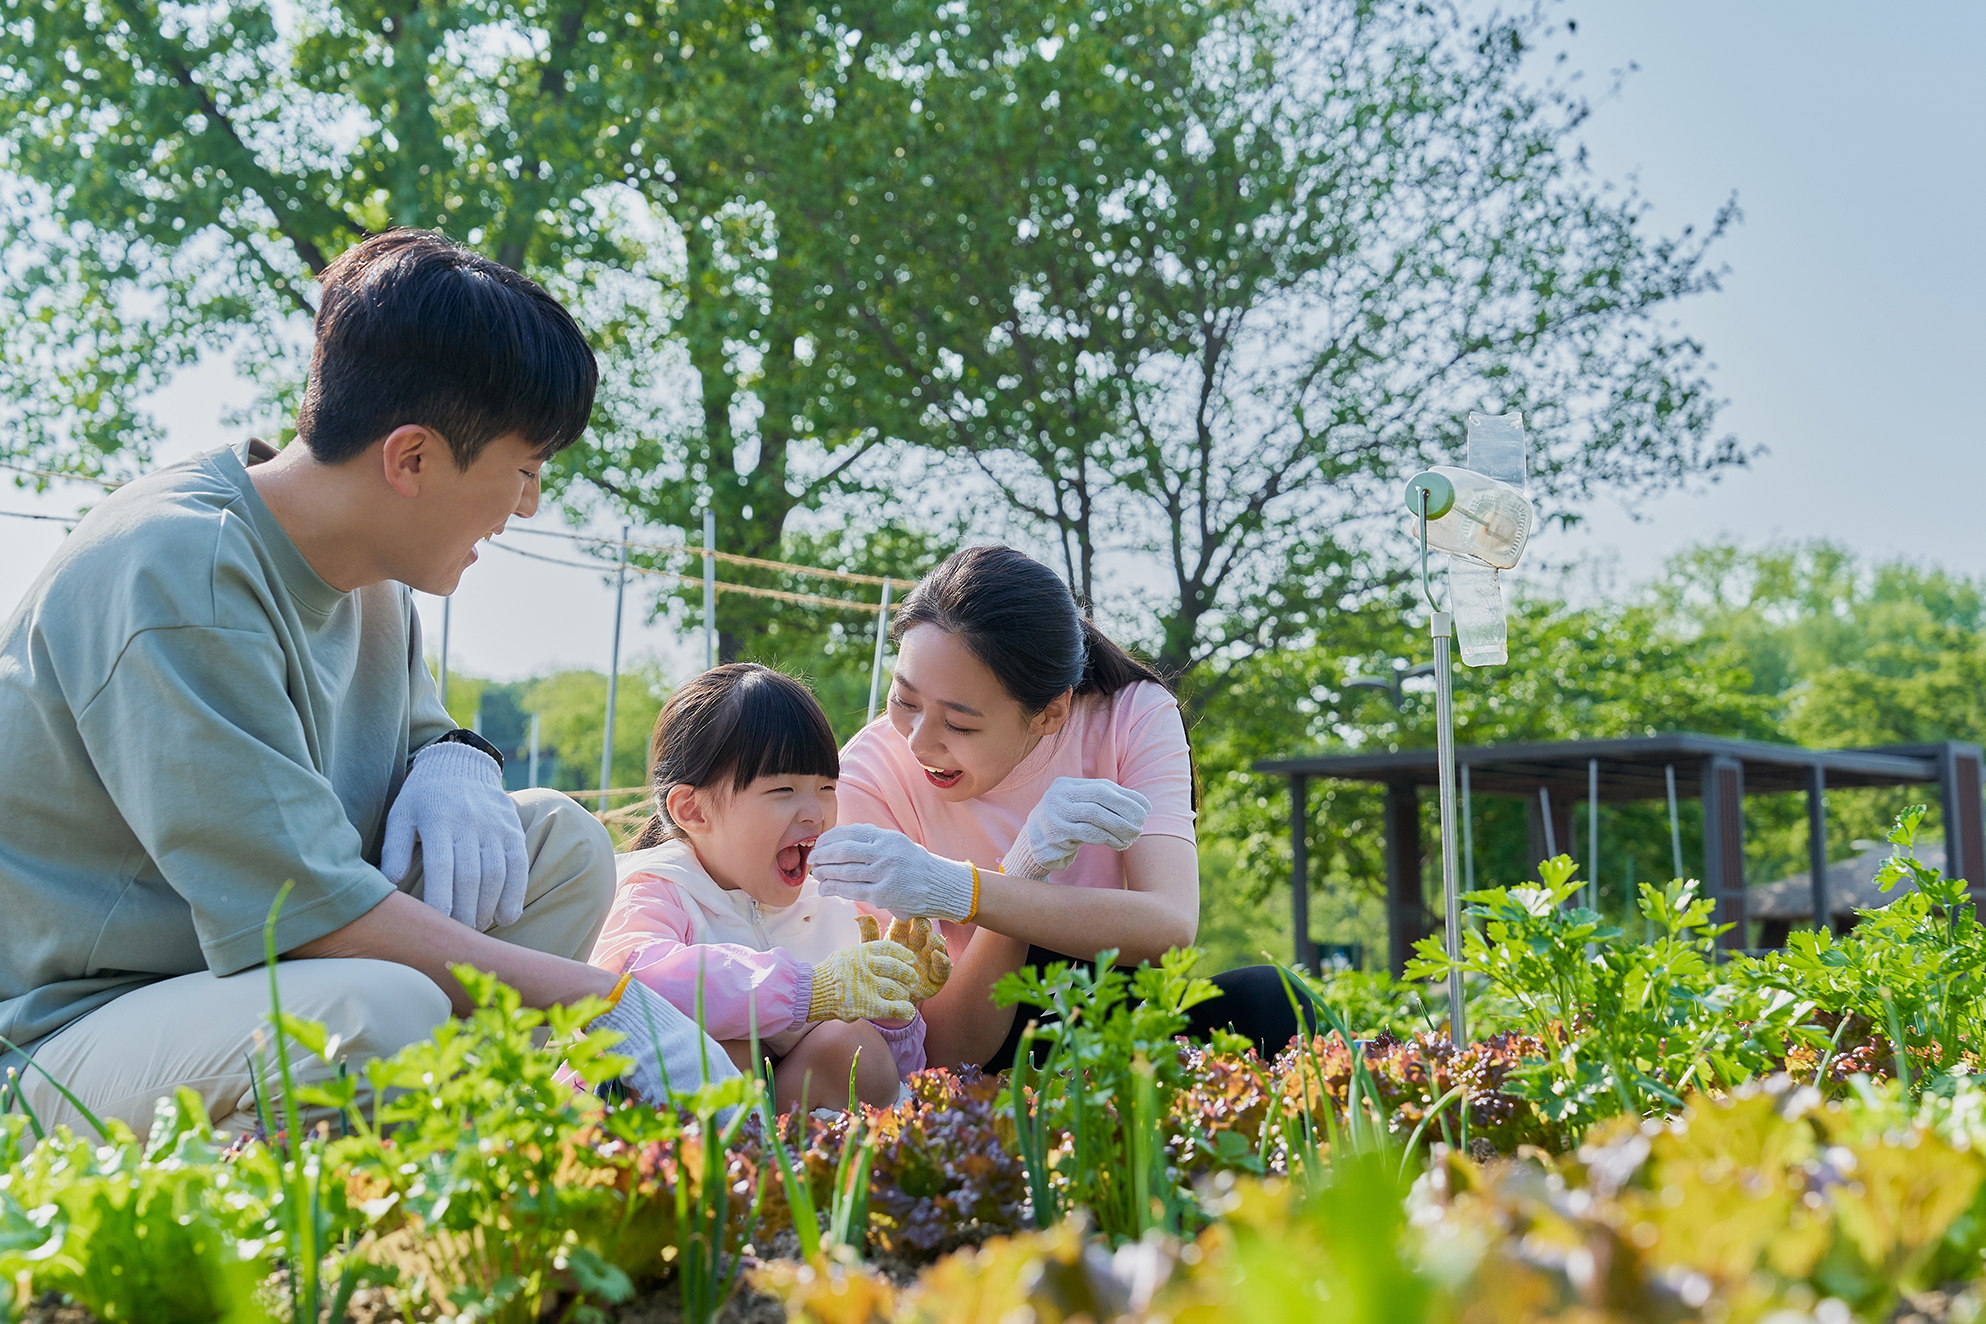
[858,914,952,1002]
[812,823,977,922]
[1001,776,1152,880]
[807,941,920,1023]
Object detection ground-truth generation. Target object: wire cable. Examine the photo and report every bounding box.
[506,525,904,589]
[488,540,888,613]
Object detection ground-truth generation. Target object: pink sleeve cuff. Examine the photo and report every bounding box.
[623,940,812,1042]
[869,1013,927,1079]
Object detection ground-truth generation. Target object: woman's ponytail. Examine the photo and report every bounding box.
[1075,617,1167,697]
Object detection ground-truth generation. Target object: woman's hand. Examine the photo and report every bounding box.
[812,823,977,922]
[1001,776,1151,880]
[859,913,952,1002]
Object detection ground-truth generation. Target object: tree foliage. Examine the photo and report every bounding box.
[1,0,1744,687]
[1210,539,1986,965]
[798,0,1746,687]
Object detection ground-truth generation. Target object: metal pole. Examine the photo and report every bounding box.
[1461,763,1475,894]
[1539,786,1557,856]
[1808,764,1830,933]
[1666,763,1684,879]
[1588,757,1600,911]
[1290,774,1314,976]
[703,507,716,670]
[599,524,628,813]
[439,596,452,713]
[527,712,541,789]
[1431,610,1465,1048]
[865,579,894,726]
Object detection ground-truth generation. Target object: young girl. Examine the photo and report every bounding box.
[590,663,950,1114]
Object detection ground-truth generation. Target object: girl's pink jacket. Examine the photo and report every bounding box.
[590,838,926,1078]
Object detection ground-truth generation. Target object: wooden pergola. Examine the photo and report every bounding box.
[1253,734,1986,975]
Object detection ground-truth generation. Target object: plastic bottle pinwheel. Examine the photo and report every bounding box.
[1405,411,1536,666]
[1403,410,1538,1049]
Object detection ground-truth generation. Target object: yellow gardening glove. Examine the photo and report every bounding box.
[808,939,919,1023]
[871,915,951,1003]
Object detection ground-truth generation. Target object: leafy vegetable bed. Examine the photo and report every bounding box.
[8,808,1986,1324]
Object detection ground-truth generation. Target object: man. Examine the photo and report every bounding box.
[0,230,729,1139]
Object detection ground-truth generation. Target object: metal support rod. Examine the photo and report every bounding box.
[527,712,541,790]
[865,579,894,727]
[1431,611,1465,1048]
[599,525,629,812]
[1808,764,1831,934]
[1461,763,1475,894]
[1666,763,1684,879]
[438,596,452,713]
[1539,786,1557,856]
[1588,757,1600,911]
[1290,773,1314,976]
[703,508,717,670]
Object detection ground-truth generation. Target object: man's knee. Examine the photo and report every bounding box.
[504,787,616,954]
[306,960,452,1061]
[513,788,614,891]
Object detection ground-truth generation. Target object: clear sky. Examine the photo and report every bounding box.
[2,1,1981,679]
[1542,0,1986,591]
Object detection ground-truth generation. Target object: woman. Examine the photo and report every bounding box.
[810,545,1314,1069]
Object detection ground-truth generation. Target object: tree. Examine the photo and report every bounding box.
[0,0,936,636]
[1650,539,1986,866]
[520,661,668,798]
[2,0,1743,693]
[788,0,1746,694]
[1194,580,1776,953]
[0,0,659,475]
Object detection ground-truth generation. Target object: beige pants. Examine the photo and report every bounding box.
[16,788,613,1142]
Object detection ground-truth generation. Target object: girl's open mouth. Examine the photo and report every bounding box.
[922,765,965,790]
[775,837,815,886]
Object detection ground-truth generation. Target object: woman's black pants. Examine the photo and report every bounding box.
[981,946,1321,1073]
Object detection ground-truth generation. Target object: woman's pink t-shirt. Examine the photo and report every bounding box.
[835,680,1196,913]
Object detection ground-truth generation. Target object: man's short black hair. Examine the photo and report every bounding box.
[294,229,598,468]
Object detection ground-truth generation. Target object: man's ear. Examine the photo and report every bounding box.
[380,425,442,499]
[1030,688,1074,739]
[664,783,710,834]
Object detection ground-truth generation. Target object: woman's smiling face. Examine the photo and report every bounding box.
[887,623,1071,802]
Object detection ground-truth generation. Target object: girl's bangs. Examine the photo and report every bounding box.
[724,670,840,789]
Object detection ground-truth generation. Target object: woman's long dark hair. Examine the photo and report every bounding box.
[626,663,840,852]
[890,545,1171,712]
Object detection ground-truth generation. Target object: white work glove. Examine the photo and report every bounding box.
[1001,776,1151,880]
[382,740,529,931]
[811,823,978,923]
[592,979,741,1103]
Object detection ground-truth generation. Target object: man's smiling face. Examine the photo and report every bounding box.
[397,432,544,596]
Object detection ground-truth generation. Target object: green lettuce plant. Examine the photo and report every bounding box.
[0,1094,274,1324]
[1741,805,1986,1087]
[1407,857,1815,1139]
[996,947,1219,1241]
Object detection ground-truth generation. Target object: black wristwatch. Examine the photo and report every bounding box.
[434,727,505,770]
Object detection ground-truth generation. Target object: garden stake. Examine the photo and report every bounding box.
[1411,483,1466,1049]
